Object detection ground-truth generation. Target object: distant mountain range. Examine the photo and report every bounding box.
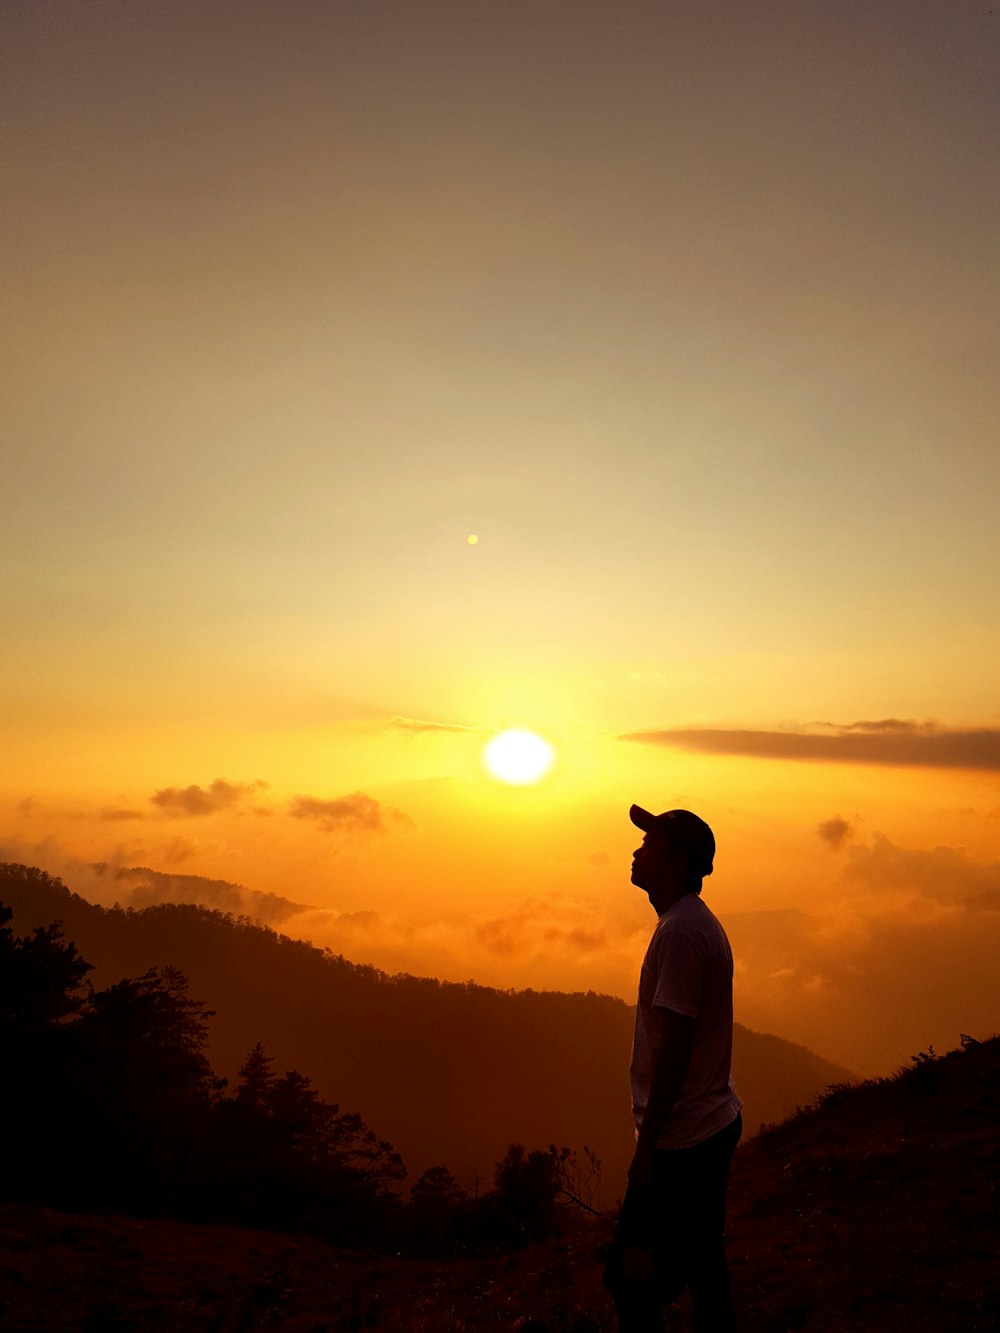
[1,863,853,1197]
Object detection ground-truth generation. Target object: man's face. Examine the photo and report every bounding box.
[630,831,690,897]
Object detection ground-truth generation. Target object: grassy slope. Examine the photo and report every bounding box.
[726,1035,1000,1333]
[1,1037,997,1331]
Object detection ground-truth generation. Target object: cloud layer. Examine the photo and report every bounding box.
[728,831,1000,1072]
[281,828,1000,1076]
[623,720,1000,771]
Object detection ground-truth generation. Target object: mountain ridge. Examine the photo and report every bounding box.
[1,862,853,1195]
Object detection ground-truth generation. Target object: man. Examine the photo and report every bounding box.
[605,805,743,1333]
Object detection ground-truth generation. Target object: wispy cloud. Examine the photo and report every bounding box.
[385,716,479,735]
[150,779,268,818]
[622,721,1000,771]
[288,791,414,835]
[474,894,610,959]
[100,807,145,822]
[161,836,196,864]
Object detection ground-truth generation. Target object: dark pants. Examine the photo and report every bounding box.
[605,1112,742,1333]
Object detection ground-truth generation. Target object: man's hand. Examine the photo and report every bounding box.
[627,1139,656,1193]
[633,1006,695,1159]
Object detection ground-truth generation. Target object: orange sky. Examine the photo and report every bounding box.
[3,1,999,1075]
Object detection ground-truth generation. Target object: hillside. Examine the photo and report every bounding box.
[1,863,852,1195]
[723,1034,1000,1331]
[0,1036,996,1330]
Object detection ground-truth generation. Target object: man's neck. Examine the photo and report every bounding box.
[651,885,695,916]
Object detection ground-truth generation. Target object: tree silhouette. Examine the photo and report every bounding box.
[0,901,94,1202]
[0,898,407,1235]
[208,1043,406,1235]
[236,1041,276,1113]
[65,966,220,1212]
[0,901,92,1031]
[493,1143,564,1241]
[405,1164,471,1255]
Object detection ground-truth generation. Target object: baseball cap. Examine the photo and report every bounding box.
[629,805,716,878]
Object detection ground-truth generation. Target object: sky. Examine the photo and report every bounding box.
[3,0,999,1076]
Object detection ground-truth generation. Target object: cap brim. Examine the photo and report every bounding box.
[629,804,656,832]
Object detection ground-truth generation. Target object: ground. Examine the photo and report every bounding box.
[0,1204,615,1332]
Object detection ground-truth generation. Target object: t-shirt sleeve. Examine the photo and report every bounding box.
[651,920,703,1017]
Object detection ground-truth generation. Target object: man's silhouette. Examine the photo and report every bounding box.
[605,806,742,1333]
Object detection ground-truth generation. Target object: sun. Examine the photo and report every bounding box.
[483,729,555,785]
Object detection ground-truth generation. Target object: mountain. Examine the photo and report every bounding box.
[0,863,853,1196]
[96,863,307,925]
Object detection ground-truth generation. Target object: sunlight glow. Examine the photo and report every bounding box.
[483,730,555,785]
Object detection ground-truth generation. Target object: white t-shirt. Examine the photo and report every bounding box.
[630,893,742,1149]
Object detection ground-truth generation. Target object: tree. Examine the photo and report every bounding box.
[493,1143,563,1241]
[67,966,220,1211]
[411,1164,467,1210]
[0,902,92,1031]
[405,1165,471,1255]
[209,1044,406,1236]
[236,1041,276,1113]
[0,901,94,1202]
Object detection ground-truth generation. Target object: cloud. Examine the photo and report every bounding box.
[385,716,479,735]
[337,909,380,930]
[150,779,268,818]
[817,817,852,850]
[288,791,414,835]
[16,797,41,817]
[100,807,145,822]
[474,894,610,959]
[622,721,1000,771]
[836,718,920,733]
[967,887,1000,912]
[844,832,1000,904]
[161,836,196,864]
[587,850,610,867]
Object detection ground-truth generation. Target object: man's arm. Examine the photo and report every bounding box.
[627,1006,696,1190]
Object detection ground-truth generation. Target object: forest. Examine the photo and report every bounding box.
[0,870,596,1254]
